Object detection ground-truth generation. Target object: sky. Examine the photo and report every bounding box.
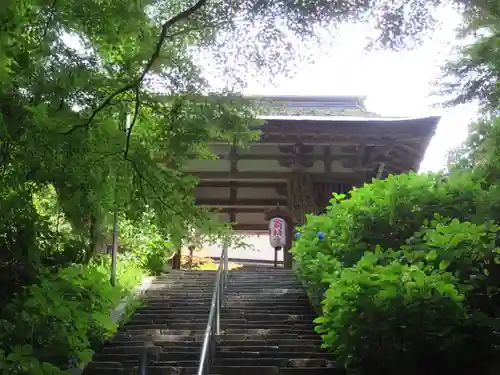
[63,5,478,174]
[236,9,479,173]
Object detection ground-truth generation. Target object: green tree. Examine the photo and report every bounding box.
[1,0,474,288]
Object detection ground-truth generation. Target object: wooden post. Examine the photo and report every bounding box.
[171,249,181,270]
[170,235,183,270]
[265,206,295,269]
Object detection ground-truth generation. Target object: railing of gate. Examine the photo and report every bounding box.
[196,244,229,375]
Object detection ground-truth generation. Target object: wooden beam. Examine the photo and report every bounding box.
[209,138,419,147]
[197,198,287,207]
[192,171,366,182]
[233,223,269,231]
[217,207,271,213]
[213,152,356,163]
[260,134,427,147]
[190,153,356,170]
[198,181,287,188]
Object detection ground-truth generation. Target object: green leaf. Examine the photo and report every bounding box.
[439,260,450,270]
[425,250,438,262]
[313,316,327,324]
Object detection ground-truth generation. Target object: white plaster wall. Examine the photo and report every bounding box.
[200,234,279,262]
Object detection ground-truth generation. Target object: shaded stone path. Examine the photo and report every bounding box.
[84,268,339,375]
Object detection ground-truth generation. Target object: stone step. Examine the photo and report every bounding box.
[216,351,332,359]
[114,328,317,337]
[226,290,307,293]
[218,339,322,346]
[83,268,332,375]
[227,281,303,284]
[227,275,299,278]
[94,351,333,363]
[213,358,334,367]
[139,305,312,311]
[133,308,314,315]
[222,328,317,335]
[121,318,316,326]
[149,280,216,285]
[101,343,325,357]
[127,313,315,323]
[111,334,319,345]
[105,339,322,351]
[131,311,314,318]
[219,334,321,341]
[151,296,308,301]
[227,283,302,286]
[227,287,305,290]
[218,345,326,353]
[110,333,320,345]
[226,297,310,301]
[145,291,217,296]
[120,322,316,331]
[142,365,341,375]
[89,358,334,369]
[103,342,325,354]
[228,278,299,282]
[119,323,316,333]
[149,282,214,286]
[223,303,312,308]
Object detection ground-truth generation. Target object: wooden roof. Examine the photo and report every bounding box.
[185,96,441,232]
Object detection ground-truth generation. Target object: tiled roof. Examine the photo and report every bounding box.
[248,95,377,117]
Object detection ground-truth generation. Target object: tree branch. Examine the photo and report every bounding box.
[88,151,122,167]
[62,0,209,136]
[138,0,209,82]
[164,20,228,41]
[41,0,58,39]
[124,156,194,223]
[124,87,140,159]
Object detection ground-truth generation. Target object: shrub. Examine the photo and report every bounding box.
[0,255,144,375]
[315,251,497,375]
[402,218,500,316]
[293,170,500,374]
[120,213,174,275]
[292,171,486,293]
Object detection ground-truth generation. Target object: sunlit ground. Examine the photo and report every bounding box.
[193,259,243,271]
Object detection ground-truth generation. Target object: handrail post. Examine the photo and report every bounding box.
[224,245,229,290]
[139,349,148,375]
[216,286,221,335]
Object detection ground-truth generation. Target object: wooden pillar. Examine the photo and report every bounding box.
[170,235,183,270]
[265,206,295,269]
[171,249,181,270]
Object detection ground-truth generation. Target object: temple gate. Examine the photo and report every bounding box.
[177,95,440,269]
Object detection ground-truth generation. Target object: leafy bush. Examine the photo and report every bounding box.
[292,171,486,292]
[315,251,497,375]
[401,218,500,316]
[293,171,500,374]
[0,255,144,375]
[0,187,47,306]
[120,213,175,275]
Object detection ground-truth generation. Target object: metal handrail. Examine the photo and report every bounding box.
[139,349,148,375]
[196,243,229,375]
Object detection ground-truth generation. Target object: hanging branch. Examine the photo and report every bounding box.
[41,0,58,39]
[124,87,140,159]
[63,0,209,137]
[125,156,196,223]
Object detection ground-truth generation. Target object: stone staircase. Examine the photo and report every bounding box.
[83,270,216,374]
[83,268,339,375]
[216,268,337,375]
